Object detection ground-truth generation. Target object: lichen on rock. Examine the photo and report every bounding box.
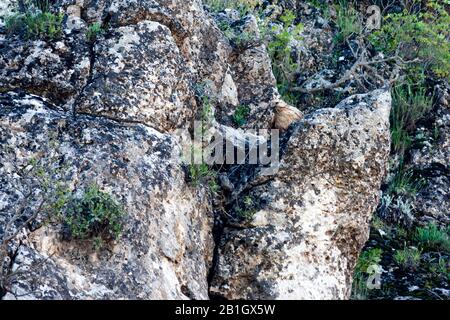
[0,0,405,301]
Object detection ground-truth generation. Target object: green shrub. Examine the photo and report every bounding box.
[233,105,250,126]
[236,196,256,221]
[261,10,303,103]
[390,82,433,154]
[86,22,104,42]
[415,224,450,252]
[428,257,449,280]
[393,247,421,270]
[61,184,125,246]
[388,165,424,196]
[355,248,383,274]
[236,208,256,221]
[188,162,220,194]
[334,0,361,43]
[189,163,217,187]
[352,248,383,300]
[307,0,329,13]
[5,11,64,40]
[369,1,450,81]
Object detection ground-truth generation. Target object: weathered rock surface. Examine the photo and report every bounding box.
[409,84,450,226]
[0,91,213,299]
[211,90,392,300]
[0,35,91,105]
[76,20,195,132]
[0,0,395,301]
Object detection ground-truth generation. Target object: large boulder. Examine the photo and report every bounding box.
[0,0,393,301]
[210,89,392,300]
[0,92,213,299]
[75,20,196,132]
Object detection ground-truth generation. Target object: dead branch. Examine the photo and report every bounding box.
[290,38,421,94]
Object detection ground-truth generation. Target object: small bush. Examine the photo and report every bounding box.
[334,0,361,44]
[352,248,383,300]
[236,196,256,221]
[61,184,125,246]
[188,163,218,190]
[390,82,433,154]
[388,165,424,196]
[369,1,450,81]
[86,22,104,42]
[5,11,64,40]
[428,257,449,279]
[262,10,303,103]
[233,105,250,126]
[355,248,383,274]
[204,0,261,15]
[393,247,421,270]
[415,224,450,252]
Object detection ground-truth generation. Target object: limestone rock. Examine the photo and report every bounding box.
[76,20,195,132]
[210,89,392,300]
[0,92,213,299]
[409,84,450,226]
[0,0,396,301]
[0,35,91,105]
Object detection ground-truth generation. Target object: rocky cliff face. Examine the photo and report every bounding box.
[1,0,392,300]
[210,90,391,299]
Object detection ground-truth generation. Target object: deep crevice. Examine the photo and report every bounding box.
[75,111,166,134]
[0,242,22,300]
[206,122,301,299]
[72,37,97,120]
[207,214,225,300]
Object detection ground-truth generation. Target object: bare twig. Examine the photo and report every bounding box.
[290,37,421,94]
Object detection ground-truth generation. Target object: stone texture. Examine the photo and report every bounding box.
[0,0,396,301]
[210,89,392,300]
[0,35,91,105]
[0,91,213,299]
[76,20,195,132]
[409,83,450,226]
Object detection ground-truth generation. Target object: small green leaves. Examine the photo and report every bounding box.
[61,184,125,247]
[232,105,250,127]
[5,12,64,40]
[86,22,104,42]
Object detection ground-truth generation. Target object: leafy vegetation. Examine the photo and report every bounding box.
[262,10,303,104]
[390,82,434,154]
[415,224,450,252]
[60,184,125,248]
[334,0,361,43]
[355,248,383,274]
[86,22,104,42]
[387,163,424,196]
[393,247,421,270]
[352,248,383,300]
[236,196,257,221]
[428,257,449,280]
[189,163,215,185]
[204,0,261,15]
[5,11,64,40]
[232,105,250,126]
[369,0,450,81]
